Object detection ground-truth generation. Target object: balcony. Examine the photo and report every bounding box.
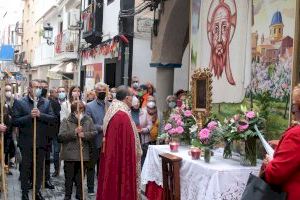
[82,0,103,45]
[54,30,79,61]
[32,43,58,67]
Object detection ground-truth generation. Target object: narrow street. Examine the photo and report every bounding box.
[6,163,96,200]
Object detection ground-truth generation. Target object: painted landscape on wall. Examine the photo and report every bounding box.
[211,0,296,139]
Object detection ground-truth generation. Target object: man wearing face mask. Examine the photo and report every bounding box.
[57,86,67,104]
[52,86,66,177]
[96,85,142,200]
[39,80,56,189]
[85,82,108,195]
[12,79,57,200]
[131,76,140,96]
[48,88,61,177]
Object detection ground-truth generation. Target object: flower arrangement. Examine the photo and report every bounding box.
[162,92,198,144]
[222,106,265,142]
[193,120,222,147]
[221,106,265,165]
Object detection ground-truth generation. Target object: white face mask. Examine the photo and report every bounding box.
[132,96,139,107]
[147,101,156,109]
[5,91,12,98]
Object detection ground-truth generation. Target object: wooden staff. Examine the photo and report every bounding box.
[76,97,85,200]
[0,80,7,200]
[33,90,38,200]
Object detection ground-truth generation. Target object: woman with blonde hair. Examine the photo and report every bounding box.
[260,84,300,200]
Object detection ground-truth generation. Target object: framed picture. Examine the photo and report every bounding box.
[191,68,212,127]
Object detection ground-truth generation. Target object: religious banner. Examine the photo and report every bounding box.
[196,0,252,103]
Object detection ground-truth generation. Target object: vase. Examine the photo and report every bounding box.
[204,147,211,163]
[223,140,232,159]
[240,138,257,166]
[169,136,180,152]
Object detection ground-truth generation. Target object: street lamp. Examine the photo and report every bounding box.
[43,23,54,45]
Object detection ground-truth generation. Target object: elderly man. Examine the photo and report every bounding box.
[96,85,142,200]
[12,80,57,200]
[85,82,108,195]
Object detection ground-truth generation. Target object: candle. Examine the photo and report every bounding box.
[191,148,201,160]
[169,142,179,152]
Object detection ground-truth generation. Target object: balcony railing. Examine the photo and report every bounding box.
[82,0,103,45]
[55,30,78,55]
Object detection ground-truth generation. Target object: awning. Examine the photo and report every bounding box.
[49,62,76,74]
[0,45,14,61]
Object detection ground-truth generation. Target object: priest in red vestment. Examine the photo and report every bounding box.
[96,85,142,200]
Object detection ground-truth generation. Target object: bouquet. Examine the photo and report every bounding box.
[192,119,222,148]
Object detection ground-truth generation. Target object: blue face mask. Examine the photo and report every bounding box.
[58,92,66,100]
[35,88,42,98]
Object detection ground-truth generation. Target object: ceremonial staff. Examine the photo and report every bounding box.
[1,80,7,200]
[33,89,38,200]
[77,97,85,200]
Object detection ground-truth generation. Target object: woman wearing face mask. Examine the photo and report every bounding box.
[58,101,96,200]
[109,88,117,99]
[60,86,82,122]
[131,95,152,167]
[146,99,162,144]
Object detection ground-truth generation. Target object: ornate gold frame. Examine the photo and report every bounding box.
[191,68,213,128]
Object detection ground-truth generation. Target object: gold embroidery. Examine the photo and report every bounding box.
[102,100,142,199]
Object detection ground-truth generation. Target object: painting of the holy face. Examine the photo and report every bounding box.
[207,0,237,85]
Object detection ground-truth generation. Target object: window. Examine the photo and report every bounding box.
[108,0,114,5]
[278,28,281,34]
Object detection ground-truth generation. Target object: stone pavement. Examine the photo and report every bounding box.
[4,163,147,200]
[6,163,97,200]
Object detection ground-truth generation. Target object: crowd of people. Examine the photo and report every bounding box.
[0,76,299,200]
[0,76,188,200]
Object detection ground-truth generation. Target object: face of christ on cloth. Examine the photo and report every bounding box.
[207,0,237,85]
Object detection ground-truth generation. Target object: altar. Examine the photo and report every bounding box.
[141,145,261,200]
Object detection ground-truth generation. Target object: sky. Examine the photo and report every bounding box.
[252,0,296,38]
[0,0,23,28]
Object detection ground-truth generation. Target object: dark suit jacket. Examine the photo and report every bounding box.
[12,96,58,149]
[48,97,61,138]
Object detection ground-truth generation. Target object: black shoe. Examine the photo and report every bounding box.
[45,180,55,189]
[22,193,29,200]
[36,191,45,200]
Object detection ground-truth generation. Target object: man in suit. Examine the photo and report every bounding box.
[12,79,57,200]
[86,82,108,195]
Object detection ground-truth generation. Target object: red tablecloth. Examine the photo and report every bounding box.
[145,181,164,200]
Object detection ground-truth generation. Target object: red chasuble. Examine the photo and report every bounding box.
[96,100,142,200]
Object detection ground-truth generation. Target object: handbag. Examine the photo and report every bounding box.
[241,173,287,200]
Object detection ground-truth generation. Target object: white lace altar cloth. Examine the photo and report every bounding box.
[141,145,260,200]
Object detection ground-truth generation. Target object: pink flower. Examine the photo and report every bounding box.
[164,123,172,131]
[184,110,192,117]
[207,121,218,131]
[238,120,249,132]
[175,126,184,134]
[198,128,211,140]
[168,128,177,135]
[176,120,184,126]
[171,114,181,121]
[246,111,256,119]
